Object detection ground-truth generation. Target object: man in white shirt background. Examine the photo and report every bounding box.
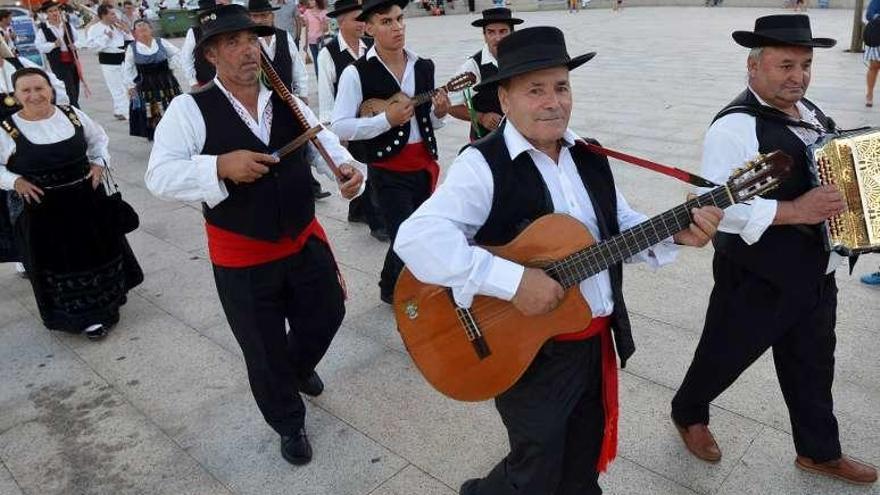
[35,0,81,107]
[86,4,133,120]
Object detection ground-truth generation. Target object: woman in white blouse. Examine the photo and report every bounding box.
[0,68,143,340]
[122,19,183,140]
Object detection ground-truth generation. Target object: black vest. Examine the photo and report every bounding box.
[325,36,373,96]
[712,89,834,291]
[352,55,438,163]
[191,26,216,85]
[2,106,89,188]
[469,49,502,140]
[193,83,313,241]
[39,22,75,71]
[266,28,293,90]
[470,123,636,366]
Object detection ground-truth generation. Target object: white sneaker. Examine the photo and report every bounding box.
[14,262,26,278]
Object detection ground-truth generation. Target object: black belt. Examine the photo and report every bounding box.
[98,52,125,65]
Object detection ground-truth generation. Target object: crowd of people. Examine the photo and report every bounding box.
[0,0,878,493]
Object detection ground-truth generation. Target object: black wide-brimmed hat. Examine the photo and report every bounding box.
[471,7,523,28]
[197,0,217,11]
[732,14,836,48]
[328,0,361,18]
[248,0,279,13]
[38,0,62,12]
[196,4,275,49]
[475,26,595,91]
[355,0,408,22]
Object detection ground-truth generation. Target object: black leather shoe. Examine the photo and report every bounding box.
[280,428,312,465]
[297,371,324,397]
[370,228,390,242]
[380,291,393,305]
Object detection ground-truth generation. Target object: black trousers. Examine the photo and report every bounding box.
[212,239,345,436]
[347,177,385,231]
[369,165,432,298]
[462,337,605,495]
[672,255,841,462]
[49,60,80,108]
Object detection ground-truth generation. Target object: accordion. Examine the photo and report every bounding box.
[809,129,880,256]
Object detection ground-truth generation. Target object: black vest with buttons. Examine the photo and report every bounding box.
[711,89,835,291]
[267,28,294,91]
[469,49,502,140]
[470,122,636,366]
[325,36,372,96]
[191,26,216,85]
[39,22,76,73]
[192,82,313,242]
[352,55,438,163]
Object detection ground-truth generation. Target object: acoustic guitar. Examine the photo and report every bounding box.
[358,72,477,118]
[393,148,793,402]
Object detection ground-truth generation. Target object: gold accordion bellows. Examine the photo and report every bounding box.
[810,129,880,255]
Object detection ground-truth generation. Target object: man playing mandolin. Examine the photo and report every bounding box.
[330,0,450,305]
[395,26,723,495]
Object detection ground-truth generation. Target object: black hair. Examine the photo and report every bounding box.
[132,18,151,29]
[97,4,113,18]
[12,68,52,90]
[0,10,11,21]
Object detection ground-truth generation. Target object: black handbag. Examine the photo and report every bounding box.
[865,18,880,48]
[100,164,140,235]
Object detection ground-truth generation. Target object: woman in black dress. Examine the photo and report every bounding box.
[0,68,143,340]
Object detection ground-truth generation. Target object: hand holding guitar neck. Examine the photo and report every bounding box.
[358,71,476,118]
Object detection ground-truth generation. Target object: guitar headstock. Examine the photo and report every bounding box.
[445,72,477,93]
[726,150,792,204]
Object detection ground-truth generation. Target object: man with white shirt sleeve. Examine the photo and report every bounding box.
[671,15,878,486]
[35,0,81,107]
[145,5,364,467]
[394,26,721,495]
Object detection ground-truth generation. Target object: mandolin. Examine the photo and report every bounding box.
[357,71,477,118]
[393,147,793,402]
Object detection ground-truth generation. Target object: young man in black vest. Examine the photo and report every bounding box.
[448,7,521,141]
[331,0,450,304]
[395,26,722,495]
[145,4,365,465]
[34,0,81,107]
[317,0,386,241]
[671,15,878,485]
[180,0,230,91]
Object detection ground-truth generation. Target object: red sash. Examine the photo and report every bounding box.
[59,50,74,64]
[555,315,618,473]
[205,218,328,268]
[372,142,440,191]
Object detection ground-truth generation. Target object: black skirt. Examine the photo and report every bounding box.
[16,180,143,333]
[129,62,182,140]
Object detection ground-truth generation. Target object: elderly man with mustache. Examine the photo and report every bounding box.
[670,15,877,486]
[146,4,364,466]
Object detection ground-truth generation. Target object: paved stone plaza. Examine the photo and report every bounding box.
[1,6,879,495]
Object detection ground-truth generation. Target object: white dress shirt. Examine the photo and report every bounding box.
[0,106,110,191]
[260,32,309,98]
[0,58,69,105]
[394,122,678,309]
[122,38,182,89]
[34,21,80,54]
[180,27,198,88]
[448,44,494,107]
[701,87,841,272]
[316,32,368,123]
[86,22,131,54]
[330,45,445,143]
[146,78,365,208]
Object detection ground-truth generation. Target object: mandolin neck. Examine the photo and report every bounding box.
[410,85,447,107]
[546,186,734,289]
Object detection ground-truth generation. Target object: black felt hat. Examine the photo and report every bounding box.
[732,15,836,48]
[475,26,595,91]
[355,0,408,22]
[197,0,217,11]
[248,0,279,13]
[327,0,361,18]
[471,7,523,28]
[38,0,62,12]
[195,4,275,49]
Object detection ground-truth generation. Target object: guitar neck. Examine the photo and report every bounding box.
[547,186,734,289]
[410,87,444,107]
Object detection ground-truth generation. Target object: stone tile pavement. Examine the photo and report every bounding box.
[1,6,878,495]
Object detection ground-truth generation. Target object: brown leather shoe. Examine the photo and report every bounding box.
[795,456,878,485]
[672,416,722,463]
